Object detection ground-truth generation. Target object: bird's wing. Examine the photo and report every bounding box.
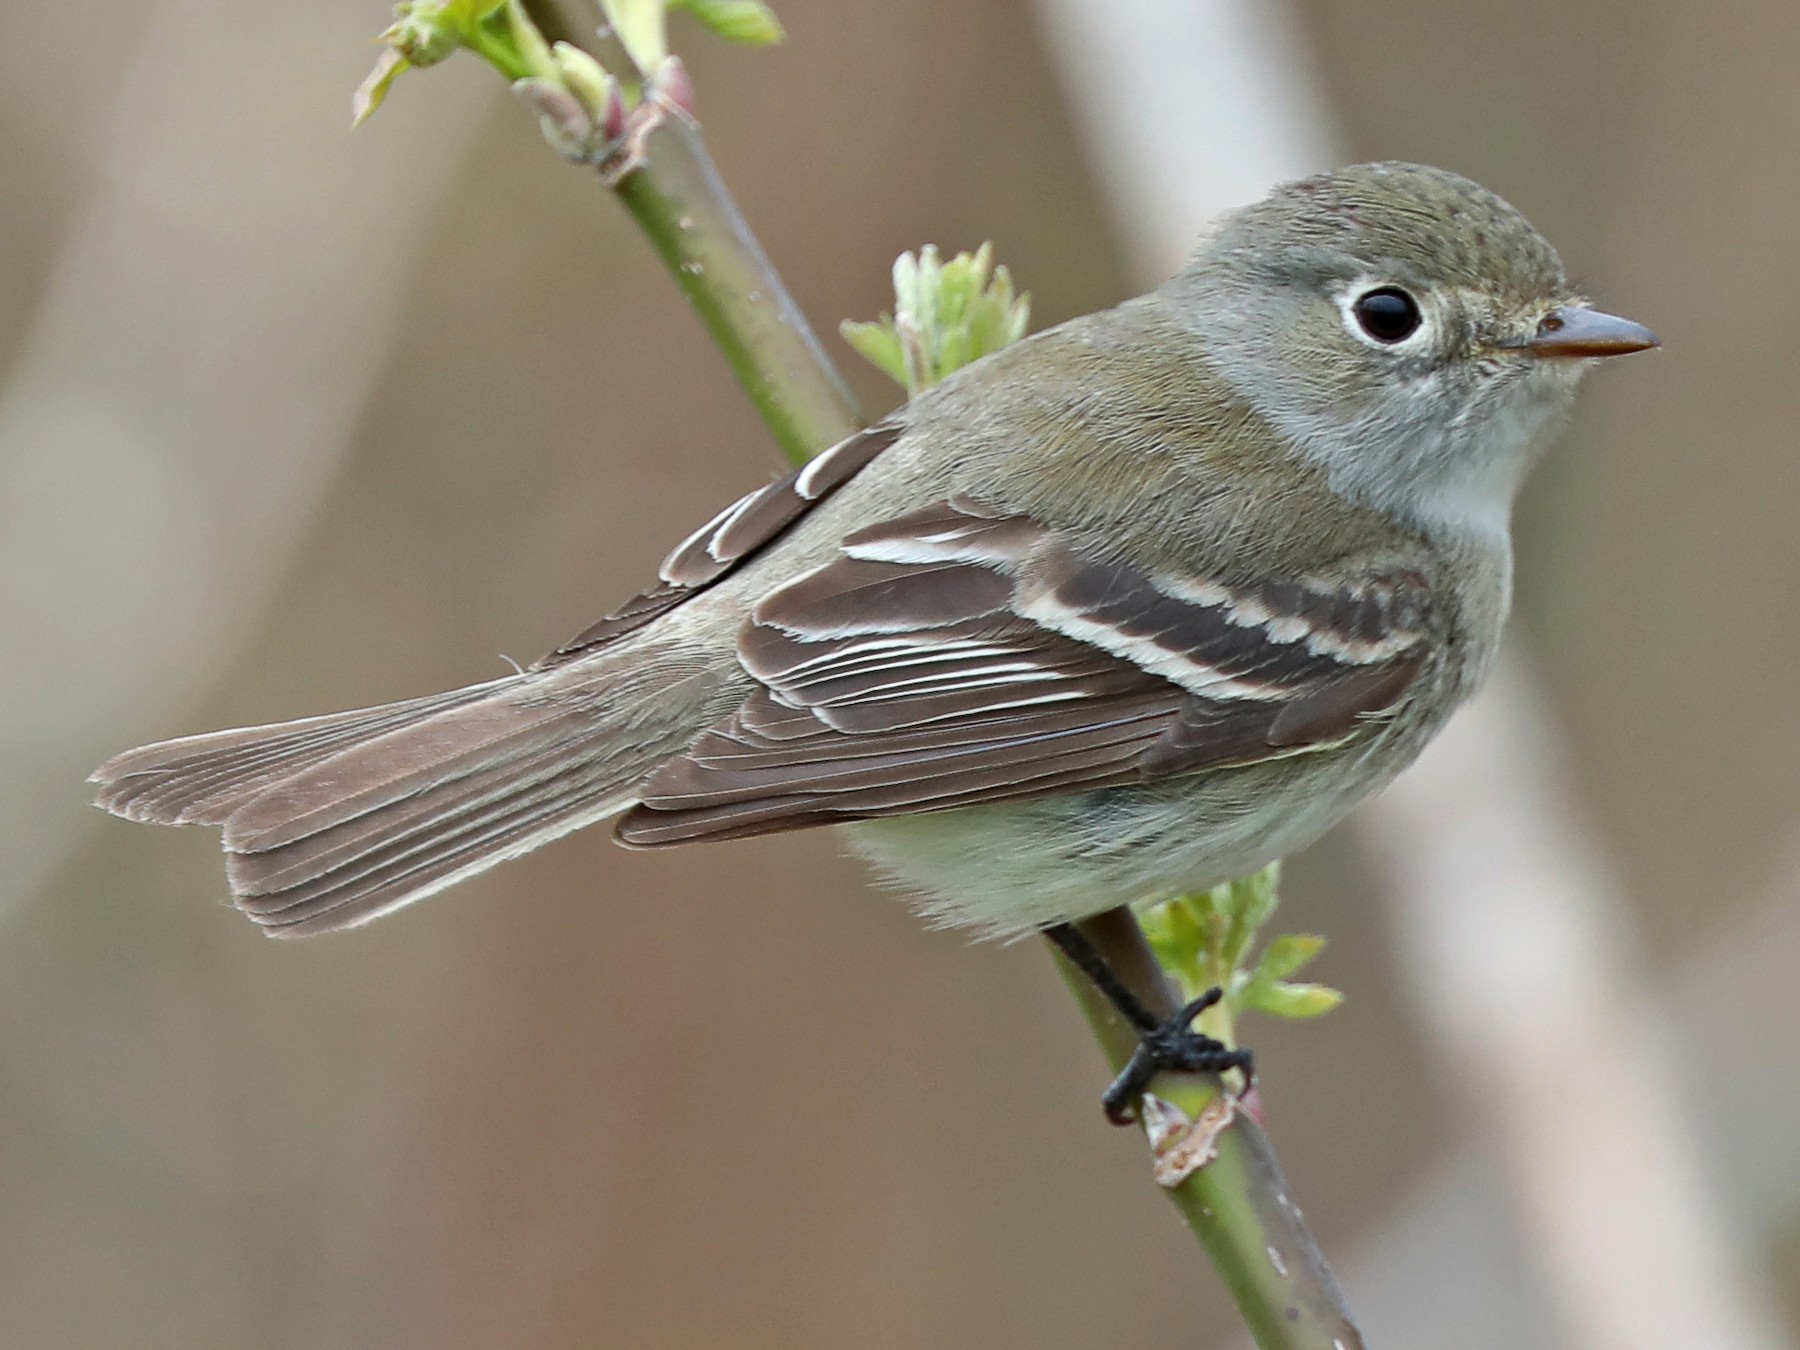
[535,423,901,666]
[617,498,1431,843]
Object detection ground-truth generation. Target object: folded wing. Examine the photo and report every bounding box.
[618,498,1431,843]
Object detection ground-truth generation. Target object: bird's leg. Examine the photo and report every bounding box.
[1043,922,1254,1126]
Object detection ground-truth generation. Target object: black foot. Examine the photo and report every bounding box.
[1099,990,1254,1126]
[1043,922,1254,1126]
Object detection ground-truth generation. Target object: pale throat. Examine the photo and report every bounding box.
[1236,356,1579,543]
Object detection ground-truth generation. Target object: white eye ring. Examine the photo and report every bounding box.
[1338,283,1435,350]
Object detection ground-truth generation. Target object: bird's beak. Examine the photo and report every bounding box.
[1513,306,1660,359]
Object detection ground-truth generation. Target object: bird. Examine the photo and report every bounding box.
[92,162,1655,1102]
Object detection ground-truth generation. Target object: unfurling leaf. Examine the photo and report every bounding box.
[673,0,785,45]
[352,49,414,127]
[840,243,1031,395]
[1252,933,1326,985]
[1246,981,1344,1020]
[840,322,909,388]
[1138,863,1339,1041]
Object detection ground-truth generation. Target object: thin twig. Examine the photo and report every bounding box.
[522,0,859,462]
[1055,910,1363,1349]
[609,109,862,462]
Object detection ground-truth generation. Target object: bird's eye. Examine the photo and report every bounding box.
[1351,287,1422,343]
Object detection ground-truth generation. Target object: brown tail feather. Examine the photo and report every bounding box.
[89,679,514,825]
[92,664,713,934]
[246,758,635,936]
[220,695,590,854]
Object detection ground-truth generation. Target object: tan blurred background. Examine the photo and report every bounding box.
[2,2,1797,1347]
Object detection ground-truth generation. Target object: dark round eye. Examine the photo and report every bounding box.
[1351,287,1422,343]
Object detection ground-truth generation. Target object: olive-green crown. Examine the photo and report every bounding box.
[1218,161,1569,306]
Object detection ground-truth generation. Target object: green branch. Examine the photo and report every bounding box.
[1054,910,1363,1349]
[351,6,1364,1345]
[609,108,862,461]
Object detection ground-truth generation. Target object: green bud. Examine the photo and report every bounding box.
[379,1,476,66]
[841,243,1031,395]
[355,0,489,125]
[514,78,596,160]
[356,0,554,124]
[553,41,616,119]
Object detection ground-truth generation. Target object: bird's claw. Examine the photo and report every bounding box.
[1101,988,1254,1126]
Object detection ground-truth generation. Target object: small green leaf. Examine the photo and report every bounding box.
[1247,981,1344,1020]
[1252,933,1326,985]
[1142,900,1208,1002]
[1237,864,1281,927]
[1138,901,1175,950]
[673,0,785,45]
[352,48,413,127]
[839,321,908,388]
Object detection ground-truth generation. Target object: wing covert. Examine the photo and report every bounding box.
[618,498,1431,844]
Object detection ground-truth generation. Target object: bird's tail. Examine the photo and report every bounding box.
[90,658,707,936]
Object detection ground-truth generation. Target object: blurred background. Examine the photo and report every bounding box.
[2,1,1797,1347]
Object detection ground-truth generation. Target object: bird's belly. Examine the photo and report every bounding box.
[841,753,1376,937]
